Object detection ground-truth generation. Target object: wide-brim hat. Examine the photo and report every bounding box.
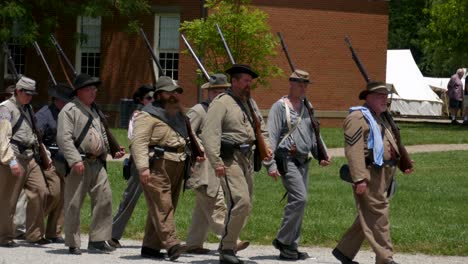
[155,76,183,93]
[289,69,310,83]
[133,84,156,104]
[48,83,74,102]
[358,81,395,100]
[73,73,101,94]
[16,76,37,95]
[201,73,231,89]
[225,64,258,79]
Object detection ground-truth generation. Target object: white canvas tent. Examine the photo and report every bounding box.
[386,50,443,116]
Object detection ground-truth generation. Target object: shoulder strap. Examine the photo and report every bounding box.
[12,113,25,135]
[276,98,303,149]
[225,92,254,127]
[74,113,93,149]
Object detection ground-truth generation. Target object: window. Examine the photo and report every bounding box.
[154,14,180,80]
[3,43,25,80]
[76,16,101,77]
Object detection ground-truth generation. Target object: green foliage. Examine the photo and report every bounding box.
[0,0,150,44]
[388,0,429,72]
[179,0,283,88]
[420,0,468,76]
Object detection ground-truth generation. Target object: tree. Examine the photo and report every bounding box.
[420,0,468,76]
[388,0,429,73]
[0,0,150,90]
[179,0,283,88]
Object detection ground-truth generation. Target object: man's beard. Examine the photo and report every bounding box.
[160,96,181,116]
[240,87,250,100]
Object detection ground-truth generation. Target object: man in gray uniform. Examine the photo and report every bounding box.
[57,73,125,255]
[186,74,249,254]
[265,70,330,260]
[0,76,51,247]
[35,83,74,243]
[108,84,155,248]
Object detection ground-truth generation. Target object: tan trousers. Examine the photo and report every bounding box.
[64,159,112,248]
[186,187,227,249]
[44,163,64,239]
[337,166,396,264]
[220,151,254,250]
[0,158,47,243]
[141,158,185,250]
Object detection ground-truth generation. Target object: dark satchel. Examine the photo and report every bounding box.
[220,139,236,160]
[339,164,353,183]
[253,145,262,172]
[122,157,133,180]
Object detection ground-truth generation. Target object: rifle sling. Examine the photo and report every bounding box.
[75,113,93,149]
[225,92,255,131]
[12,113,25,135]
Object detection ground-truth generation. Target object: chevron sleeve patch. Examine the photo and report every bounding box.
[344,127,363,146]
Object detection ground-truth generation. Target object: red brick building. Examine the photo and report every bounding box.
[4,0,388,127]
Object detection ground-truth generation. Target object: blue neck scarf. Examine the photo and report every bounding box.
[349,106,384,166]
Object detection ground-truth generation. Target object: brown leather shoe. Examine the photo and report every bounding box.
[186,247,211,254]
[107,238,122,248]
[168,244,187,261]
[236,241,250,252]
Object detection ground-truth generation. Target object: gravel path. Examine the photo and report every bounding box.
[1,239,467,264]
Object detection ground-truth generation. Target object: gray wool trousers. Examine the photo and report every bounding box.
[276,158,310,249]
[111,160,142,240]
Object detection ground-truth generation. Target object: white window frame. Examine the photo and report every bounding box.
[154,13,180,80]
[75,16,102,77]
[3,43,25,80]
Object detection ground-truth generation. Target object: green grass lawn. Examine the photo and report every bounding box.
[79,151,468,256]
[111,122,468,150]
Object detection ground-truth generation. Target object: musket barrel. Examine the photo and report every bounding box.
[277,32,296,72]
[180,34,212,81]
[33,41,58,86]
[139,27,166,76]
[344,35,371,83]
[216,24,236,65]
[50,35,77,76]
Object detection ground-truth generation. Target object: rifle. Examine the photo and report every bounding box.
[49,36,122,158]
[180,34,211,162]
[277,32,329,163]
[215,25,270,165]
[344,35,413,172]
[25,104,51,191]
[139,28,165,78]
[50,35,77,87]
[33,41,58,86]
[3,42,21,82]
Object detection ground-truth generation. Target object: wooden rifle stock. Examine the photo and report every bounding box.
[383,111,413,172]
[93,104,121,158]
[303,97,328,162]
[246,99,269,161]
[25,106,51,171]
[185,116,204,163]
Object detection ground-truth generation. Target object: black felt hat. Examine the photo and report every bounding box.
[73,73,101,94]
[48,83,74,102]
[225,64,258,79]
